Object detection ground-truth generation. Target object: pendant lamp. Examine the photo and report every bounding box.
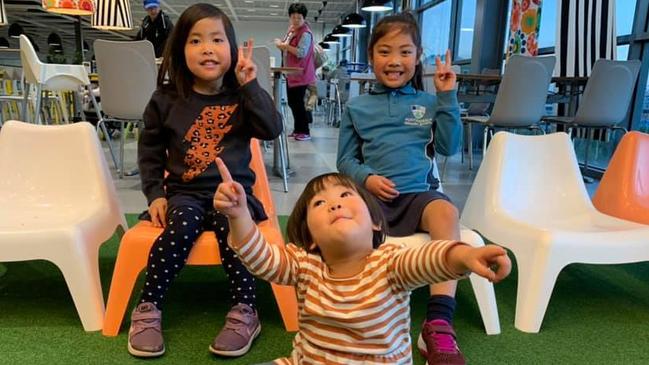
[361,0,393,12]
[341,12,366,28]
[42,0,95,15]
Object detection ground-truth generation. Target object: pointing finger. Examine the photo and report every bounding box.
[215,157,233,182]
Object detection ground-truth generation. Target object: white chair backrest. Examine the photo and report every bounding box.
[252,46,272,95]
[0,121,115,206]
[94,39,157,120]
[19,34,42,86]
[462,132,592,225]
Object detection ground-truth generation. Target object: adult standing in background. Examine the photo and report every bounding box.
[274,2,316,141]
[135,0,174,58]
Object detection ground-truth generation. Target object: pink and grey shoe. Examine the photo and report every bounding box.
[209,303,261,357]
[294,133,312,141]
[127,302,165,358]
[418,319,466,365]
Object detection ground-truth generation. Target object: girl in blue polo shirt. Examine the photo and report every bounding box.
[336,12,465,365]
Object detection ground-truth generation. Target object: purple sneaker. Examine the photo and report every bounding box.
[209,304,261,357]
[127,302,165,358]
[294,133,312,141]
[418,319,466,365]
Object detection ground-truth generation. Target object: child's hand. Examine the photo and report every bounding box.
[148,197,167,228]
[453,244,511,283]
[365,175,399,202]
[434,49,457,92]
[236,38,257,86]
[213,158,249,219]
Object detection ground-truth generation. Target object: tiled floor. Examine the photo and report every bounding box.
[110,117,598,217]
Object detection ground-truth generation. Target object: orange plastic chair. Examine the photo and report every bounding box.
[102,139,299,336]
[592,131,649,225]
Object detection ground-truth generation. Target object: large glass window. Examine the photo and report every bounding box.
[616,0,637,36]
[457,0,476,60]
[421,0,452,64]
[617,44,629,60]
[537,0,557,49]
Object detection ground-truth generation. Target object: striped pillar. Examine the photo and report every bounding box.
[556,0,616,77]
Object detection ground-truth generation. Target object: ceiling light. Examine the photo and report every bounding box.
[361,0,393,12]
[43,0,95,15]
[342,12,366,28]
[332,25,351,37]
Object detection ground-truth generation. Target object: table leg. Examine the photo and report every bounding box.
[272,72,293,191]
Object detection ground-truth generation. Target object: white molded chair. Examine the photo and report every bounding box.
[93,39,157,178]
[460,132,649,333]
[387,159,500,335]
[19,35,118,169]
[0,121,128,331]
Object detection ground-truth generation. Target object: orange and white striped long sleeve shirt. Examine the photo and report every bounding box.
[231,227,465,365]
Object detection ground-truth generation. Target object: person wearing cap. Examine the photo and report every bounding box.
[135,0,173,58]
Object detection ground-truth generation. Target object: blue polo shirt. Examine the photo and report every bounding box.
[337,83,461,193]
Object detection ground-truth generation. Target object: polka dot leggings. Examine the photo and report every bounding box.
[139,206,256,310]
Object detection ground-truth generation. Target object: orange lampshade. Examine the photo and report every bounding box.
[42,0,95,15]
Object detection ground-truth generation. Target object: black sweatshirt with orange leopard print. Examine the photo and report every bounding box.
[138,79,282,208]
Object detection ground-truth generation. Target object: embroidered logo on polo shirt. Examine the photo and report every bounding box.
[404,104,432,126]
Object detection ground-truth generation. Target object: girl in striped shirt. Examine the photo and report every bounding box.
[213,159,510,364]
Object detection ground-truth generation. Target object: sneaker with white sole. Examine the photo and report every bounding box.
[209,303,261,357]
[127,302,165,358]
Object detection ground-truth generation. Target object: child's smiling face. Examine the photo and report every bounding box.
[370,29,419,89]
[306,180,376,258]
[184,17,232,94]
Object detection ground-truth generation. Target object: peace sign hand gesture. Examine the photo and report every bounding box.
[213,158,249,219]
[434,49,457,92]
[236,38,257,86]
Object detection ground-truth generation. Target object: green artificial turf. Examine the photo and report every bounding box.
[1,215,649,364]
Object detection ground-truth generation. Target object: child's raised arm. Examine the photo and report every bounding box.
[214,157,300,287]
[213,157,255,242]
[446,244,511,283]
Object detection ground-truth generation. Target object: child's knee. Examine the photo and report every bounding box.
[424,200,459,224]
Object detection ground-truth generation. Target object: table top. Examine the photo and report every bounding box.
[271,66,302,74]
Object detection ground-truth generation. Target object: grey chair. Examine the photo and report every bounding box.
[93,39,157,178]
[463,55,556,167]
[543,59,641,174]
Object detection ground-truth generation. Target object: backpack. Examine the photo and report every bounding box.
[313,44,327,69]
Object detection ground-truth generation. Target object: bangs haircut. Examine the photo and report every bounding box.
[287,173,386,253]
[368,11,424,91]
[157,3,239,98]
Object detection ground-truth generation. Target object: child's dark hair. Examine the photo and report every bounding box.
[288,2,308,17]
[287,173,386,252]
[368,12,424,91]
[158,3,239,98]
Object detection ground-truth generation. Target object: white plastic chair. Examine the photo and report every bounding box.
[460,132,649,333]
[93,39,157,178]
[387,159,500,335]
[0,120,128,331]
[19,35,118,170]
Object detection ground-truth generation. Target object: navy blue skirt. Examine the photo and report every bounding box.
[378,190,452,237]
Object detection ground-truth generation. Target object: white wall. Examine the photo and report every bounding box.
[233,20,327,64]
